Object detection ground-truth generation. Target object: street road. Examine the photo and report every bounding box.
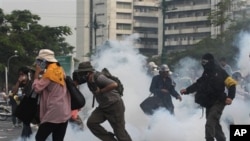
[0,119,21,141]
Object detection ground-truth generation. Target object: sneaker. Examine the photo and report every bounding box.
[12,124,17,128]
[17,124,22,128]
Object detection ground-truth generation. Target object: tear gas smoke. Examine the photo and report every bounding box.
[13,33,250,141]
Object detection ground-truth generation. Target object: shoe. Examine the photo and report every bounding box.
[17,124,22,128]
[12,124,17,128]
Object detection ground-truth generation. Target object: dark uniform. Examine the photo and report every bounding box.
[150,64,182,115]
[181,53,237,141]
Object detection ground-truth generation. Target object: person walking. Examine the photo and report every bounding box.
[180,53,237,141]
[149,64,182,115]
[12,66,35,139]
[74,61,132,141]
[219,57,233,76]
[32,49,71,141]
[8,87,21,128]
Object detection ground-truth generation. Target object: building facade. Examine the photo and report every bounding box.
[76,0,249,62]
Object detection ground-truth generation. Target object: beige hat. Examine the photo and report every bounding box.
[36,49,58,62]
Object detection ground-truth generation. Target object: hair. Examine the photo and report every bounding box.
[18,67,30,75]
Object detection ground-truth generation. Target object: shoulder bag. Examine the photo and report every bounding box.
[65,76,86,110]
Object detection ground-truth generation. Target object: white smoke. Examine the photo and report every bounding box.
[13,33,250,141]
[234,31,250,76]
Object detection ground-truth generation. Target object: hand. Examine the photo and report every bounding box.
[35,64,43,73]
[93,87,102,95]
[225,98,233,105]
[180,89,187,95]
[18,75,26,83]
[177,95,182,101]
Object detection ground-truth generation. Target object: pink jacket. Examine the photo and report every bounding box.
[32,78,71,124]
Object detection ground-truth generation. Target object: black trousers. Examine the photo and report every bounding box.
[35,121,68,141]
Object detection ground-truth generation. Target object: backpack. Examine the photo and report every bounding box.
[95,68,124,96]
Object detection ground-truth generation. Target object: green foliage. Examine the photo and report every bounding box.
[0,9,74,87]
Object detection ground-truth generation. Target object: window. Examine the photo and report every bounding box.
[117,23,131,30]
[117,2,132,9]
[117,13,132,19]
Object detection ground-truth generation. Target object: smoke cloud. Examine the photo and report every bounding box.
[12,33,250,141]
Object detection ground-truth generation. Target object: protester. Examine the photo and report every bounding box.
[219,57,233,76]
[180,53,237,141]
[32,49,71,141]
[8,86,22,128]
[0,87,7,103]
[11,66,35,139]
[74,61,132,141]
[149,64,182,115]
[147,61,159,76]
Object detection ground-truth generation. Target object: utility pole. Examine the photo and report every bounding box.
[93,13,98,50]
[161,0,167,64]
[89,0,93,52]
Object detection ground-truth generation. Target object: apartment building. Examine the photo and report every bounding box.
[76,0,159,62]
[162,0,212,54]
[76,0,249,62]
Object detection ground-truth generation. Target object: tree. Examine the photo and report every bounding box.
[208,0,232,34]
[0,9,74,87]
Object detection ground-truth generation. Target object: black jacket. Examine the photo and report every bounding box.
[186,66,236,106]
[150,75,180,111]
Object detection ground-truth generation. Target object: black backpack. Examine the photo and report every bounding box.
[95,68,124,96]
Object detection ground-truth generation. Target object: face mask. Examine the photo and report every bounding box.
[201,59,215,71]
[73,71,88,85]
[36,59,47,70]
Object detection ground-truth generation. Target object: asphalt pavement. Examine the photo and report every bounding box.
[0,118,38,141]
[0,118,21,141]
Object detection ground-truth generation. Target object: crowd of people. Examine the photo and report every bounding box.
[1,49,250,141]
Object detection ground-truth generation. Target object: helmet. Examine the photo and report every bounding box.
[148,62,157,68]
[160,64,170,72]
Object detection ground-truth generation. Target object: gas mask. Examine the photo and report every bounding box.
[201,59,215,71]
[72,71,88,85]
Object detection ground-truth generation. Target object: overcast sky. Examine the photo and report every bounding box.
[1,0,77,46]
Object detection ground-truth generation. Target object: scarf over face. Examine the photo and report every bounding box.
[42,63,65,86]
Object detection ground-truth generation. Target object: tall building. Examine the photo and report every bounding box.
[76,0,159,62]
[76,0,249,62]
[162,0,212,54]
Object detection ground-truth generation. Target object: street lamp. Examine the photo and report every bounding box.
[5,50,18,94]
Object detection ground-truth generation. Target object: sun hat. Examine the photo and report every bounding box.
[76,61,95,72]
[36,49,58,62]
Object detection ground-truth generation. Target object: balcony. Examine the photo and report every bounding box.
[174,4,211,12]
[134,11,158,17]
[133,22,158,28]
[166,27,210,35]
[166,16,208,23]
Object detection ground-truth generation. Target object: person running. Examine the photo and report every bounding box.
[74,61,132,141]
[180,53,237,141]
[149,64,182,115]
[32,49,71,141]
